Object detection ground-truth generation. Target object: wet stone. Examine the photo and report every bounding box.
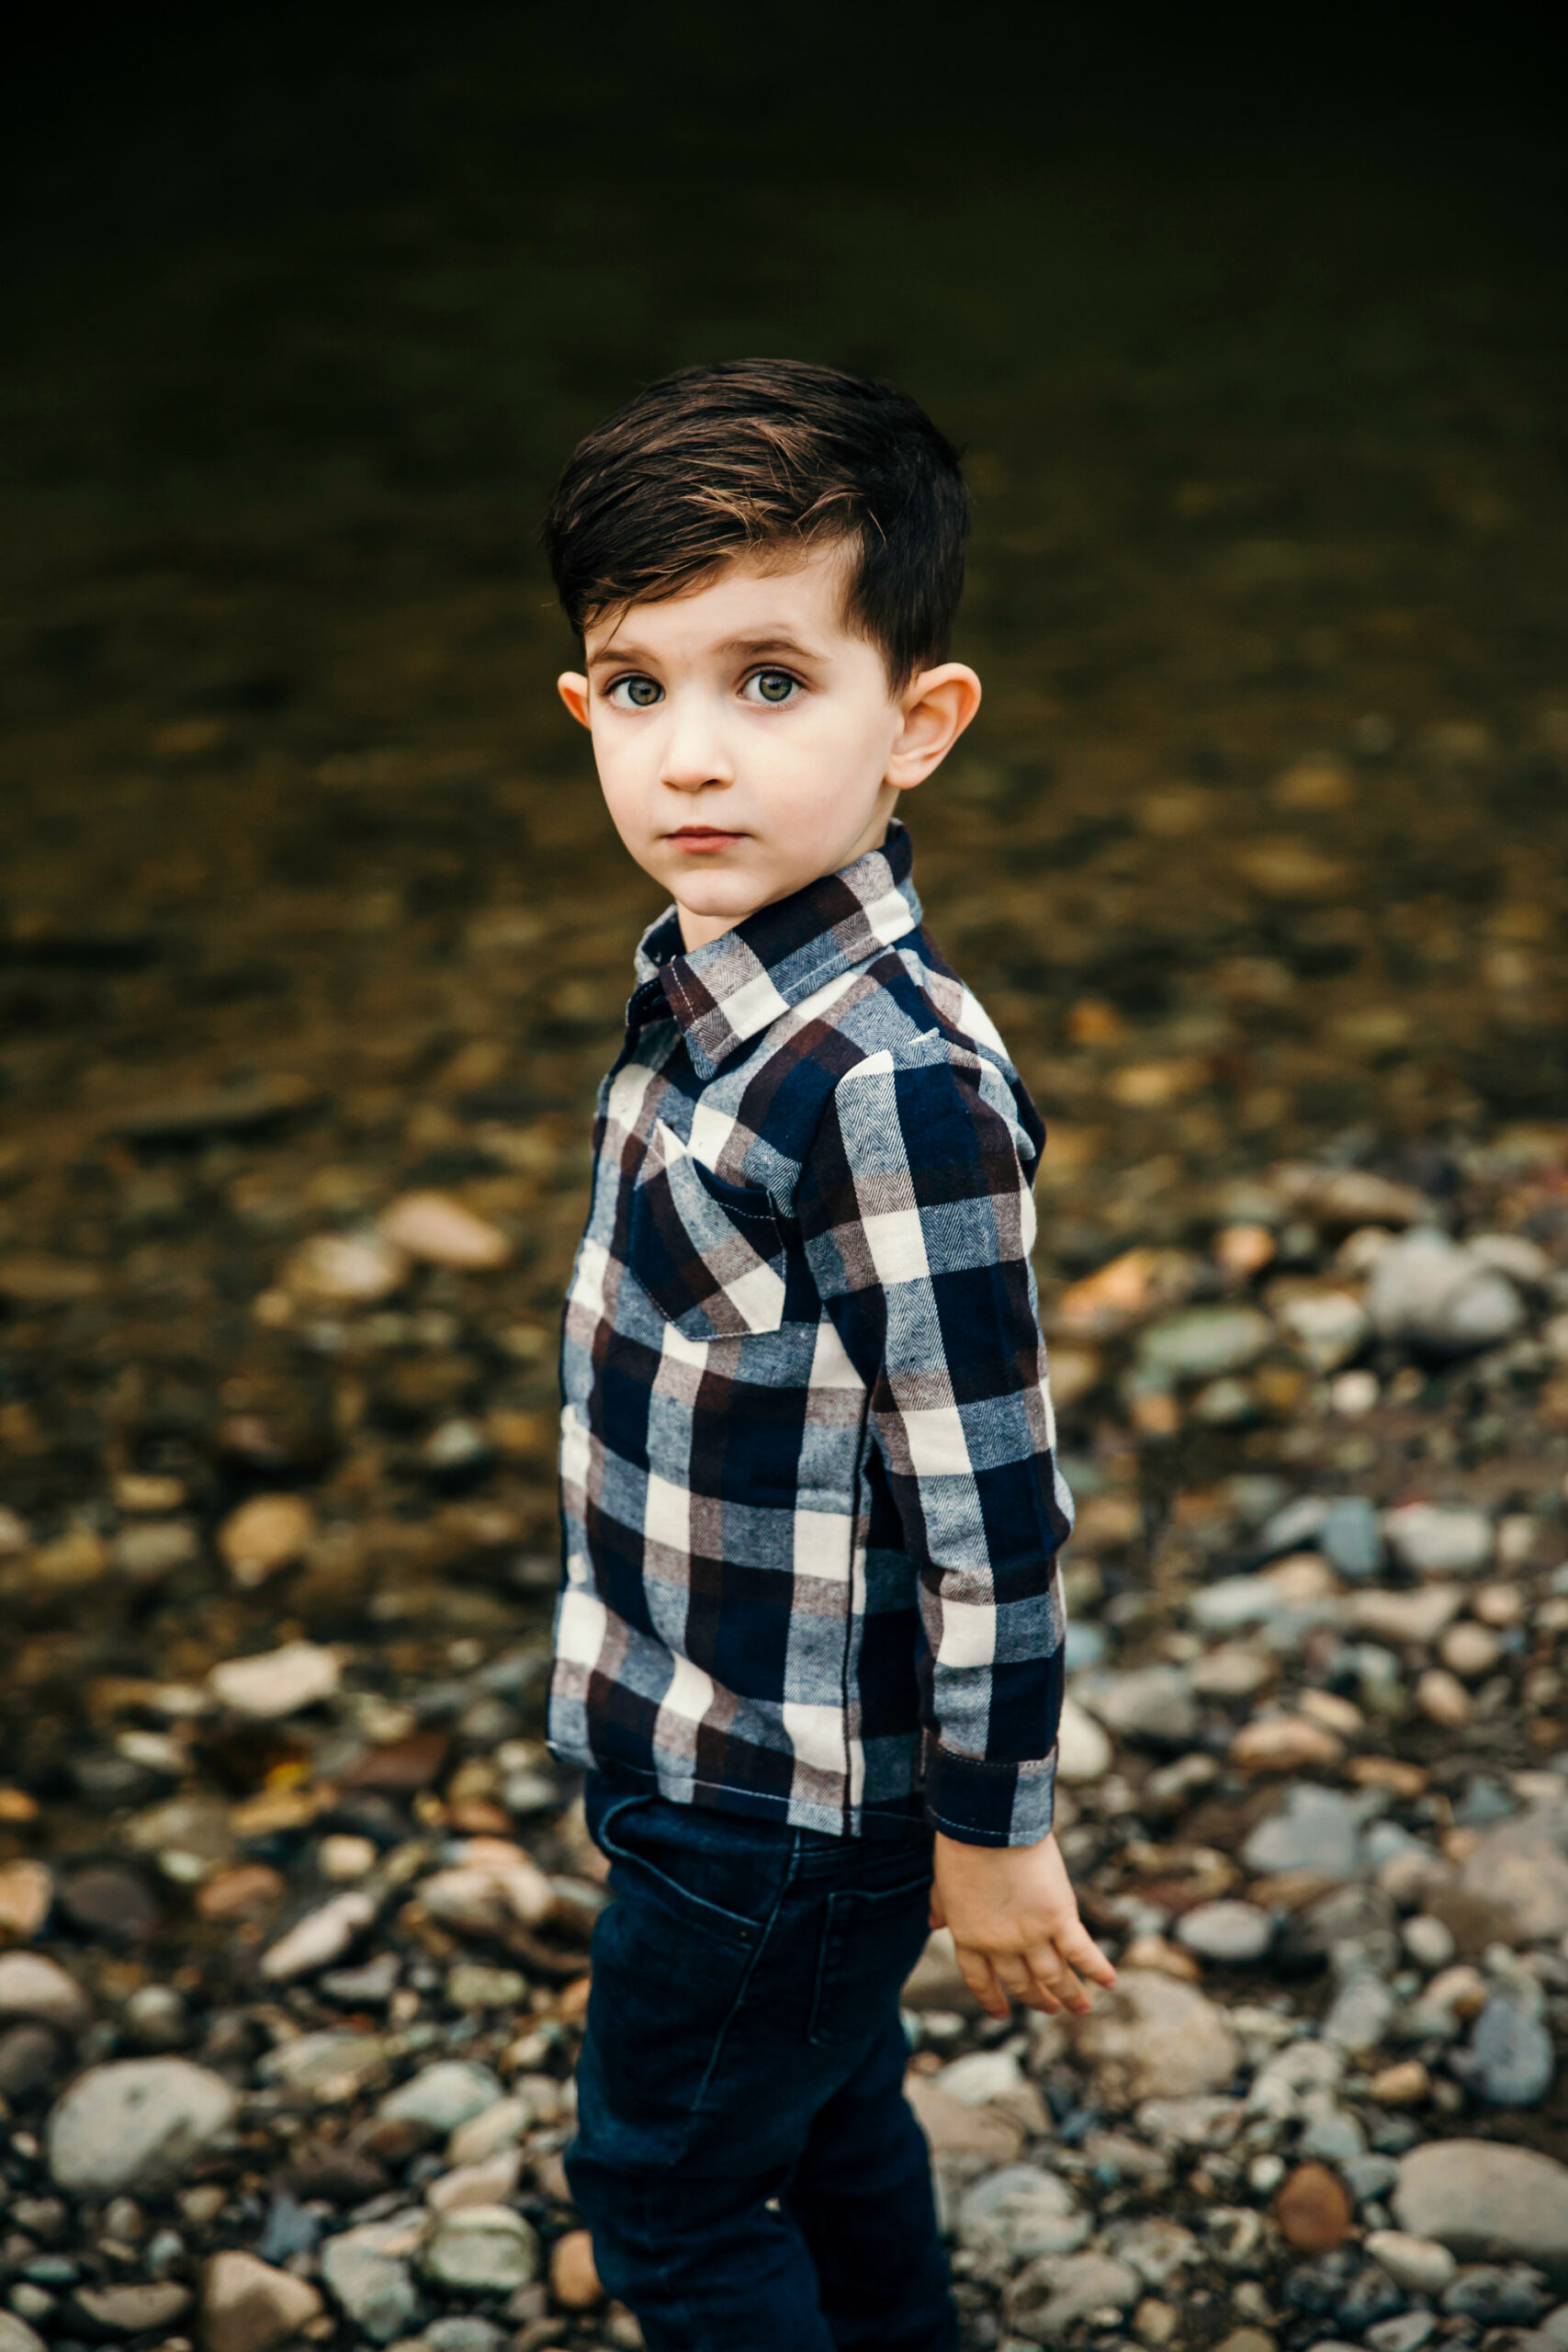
[46,2055,238,2191]
[1393,2142,1568,2272]
[378,2059,503,2132]
[1175,1900,1273,1962]
[0,1952,91,2033]
[320,2211,426,2343]
[1443,2266,1554,2324]
[421,2204,540,2293]
[202,2251,325,2352]
[1451,1984,1556,2106]
[57,1863,161,1942]
[71,2282,192,2335]
[958,2166,1090,2260]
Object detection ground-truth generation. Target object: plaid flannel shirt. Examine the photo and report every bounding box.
[548,822,1072,1846]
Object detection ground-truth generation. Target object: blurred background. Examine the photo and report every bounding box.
[2,6,1568,2340]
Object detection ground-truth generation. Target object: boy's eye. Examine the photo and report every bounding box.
[743,670,798,707]
[607,674,663,709]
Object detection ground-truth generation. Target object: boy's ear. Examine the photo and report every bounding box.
[886,663,983,789]
[558,672,592,729]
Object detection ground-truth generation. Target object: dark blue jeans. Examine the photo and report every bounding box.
[565,1773,957,2352]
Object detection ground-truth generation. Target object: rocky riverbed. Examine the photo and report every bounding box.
[3,1125,1568,2352]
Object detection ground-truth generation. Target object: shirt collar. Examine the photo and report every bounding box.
[630,820,922,1080]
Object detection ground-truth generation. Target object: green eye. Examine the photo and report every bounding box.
[750,671,796,705]
[610,674,662,708]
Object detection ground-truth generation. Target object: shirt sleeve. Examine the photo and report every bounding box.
[792,1031,1073,1847]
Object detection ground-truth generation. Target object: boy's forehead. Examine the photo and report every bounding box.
[584,540,857,661]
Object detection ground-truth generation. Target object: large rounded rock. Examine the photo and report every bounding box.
[959,2165,1090,2260]
[1368,1230,1525,1355]
[1069,1969,1239,2108]
[47,2056,237,2192]
[1393,2141,1568,2278]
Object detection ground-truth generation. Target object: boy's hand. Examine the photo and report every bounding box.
[931,1828,1116,2020]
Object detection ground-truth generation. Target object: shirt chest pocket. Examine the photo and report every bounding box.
[626,1121,787,1342]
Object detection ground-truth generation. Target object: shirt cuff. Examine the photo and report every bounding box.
[921,1736,1059,1849]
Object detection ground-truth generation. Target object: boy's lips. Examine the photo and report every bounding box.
[666,826,745,850]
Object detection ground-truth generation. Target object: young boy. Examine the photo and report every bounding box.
[541,360,1114,2352]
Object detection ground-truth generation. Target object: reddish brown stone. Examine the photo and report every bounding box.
[339,1729,450,1792]
[1275,2161,1352,2252]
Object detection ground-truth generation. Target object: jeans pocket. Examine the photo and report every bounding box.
[593,1793,768,1950]
[808,1871,936,2048]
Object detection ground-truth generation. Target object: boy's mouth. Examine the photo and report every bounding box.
[666,826,746,851]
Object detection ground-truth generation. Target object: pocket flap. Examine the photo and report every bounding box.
[627,1121,786,1340]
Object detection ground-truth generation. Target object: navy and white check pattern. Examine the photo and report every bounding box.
[548,823,1072,1846]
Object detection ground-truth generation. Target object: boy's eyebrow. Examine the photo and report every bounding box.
[586,631,824,671]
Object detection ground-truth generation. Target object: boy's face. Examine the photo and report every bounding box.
[558,543,980,950]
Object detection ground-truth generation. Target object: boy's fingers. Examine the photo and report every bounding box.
[1058,1920,1118,1984]
[928,1890,948,1930]
[1028,1948,1089,2011]
[953,1942,1010,2019]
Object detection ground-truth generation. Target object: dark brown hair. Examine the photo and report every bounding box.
[542,359,971,685]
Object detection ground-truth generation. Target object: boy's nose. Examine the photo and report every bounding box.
[659,698,734,793]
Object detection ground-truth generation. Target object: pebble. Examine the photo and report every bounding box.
[283,1231,409,1306]
[320,1833,379,1880]
[904,2075,1026,2164]
[1070,1969,1239,2107]
[959,2166,1090,2260]
[1439,1620,1504,1679]
[46,2057,238,2191]
[548,2228,603,2311]
[1364,2314,1436,2352]
[1056,1695,1112,1781]
[378,2059,504,2132]
[1277,1289,1371,1372]
[1403,1915,1456,1969]
[125,1982,189,2050]
[1415,1668,1472,1728]
[0,2021,63,2096]
[447,2095,532,2165]
[1459,1813,1568,1941]
[260,2029,388,2098]
[1452,1984,1556,2105]
[1277,2162,1354,2252]
[0,1951,91,2033]
[1230,1713,1347,1772]
[426,2146,524,2212]
[260,1889,378,1981]
[422,2204,540,2292]
[217,1493,315,1588]
[379,1191,513,1271]
[1365,2230,1456,2295]
[1077,1666,1198,1747]
[1175,1900,1273,1962]
[209,1639,341,1718]
[0,2320,45,2352]
[1107,2218,1200,2286]
[1191,1643,1275,1699]
[1393,2141,1568,2269]
[202,2251,324,2352]
[1132,2094,1246,2147]
[1442,2264,1552,2323]
[110,1519,200,1581]
[445,1962,527,2010]
[1007,2251,1141,2341]
[1369,2060,1430,2107]
[320,2211,427,2343]
[1320,1495,1384,1578]
[1135,1305,1274,1379]
[1367,1229,1525,1354]
[1383,1501,1495,1578]
[72,2282,192,2335]
[1242,1783,1366,1879]
[1349,1584,1464,1645]
[1323,1965,1396,2053]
